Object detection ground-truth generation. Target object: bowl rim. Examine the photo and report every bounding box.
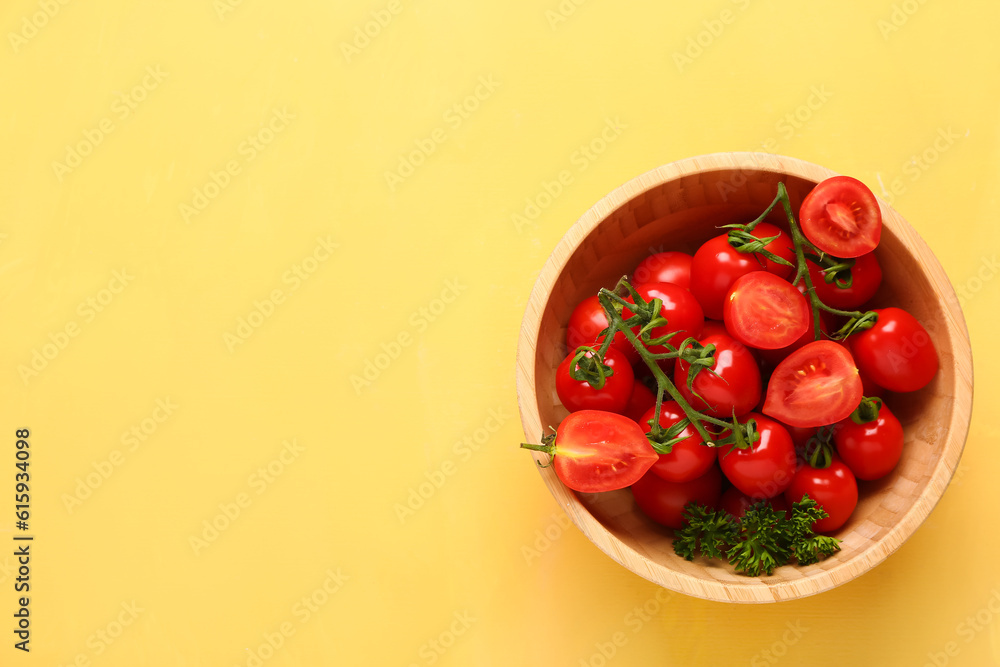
[515,151,973,603]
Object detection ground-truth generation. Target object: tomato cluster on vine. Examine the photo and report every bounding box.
[522,176,939,551]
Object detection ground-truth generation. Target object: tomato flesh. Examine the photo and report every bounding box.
[724,271,810,350]
[763,341,863,428]
[799,176,881,258]
[551,410,658,493]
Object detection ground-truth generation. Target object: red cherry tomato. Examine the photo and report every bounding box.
[718,413,797,499]
[566,295,638,363]
[547,410,659,493]
[622,381,657,424]
[833,402,904,481]
[719,487,791,520]
[556,347,635,413]
[639,402,718,483]
[850,307,938,392]
[785,460,858,533]
[675,334,761,418]
[783,424,819,451]
[808,251,883,311]
[701,319,729,338]
[799,176,882,258]
[631,465,722,529]
[763,341,863,428]
[623,282,705,357]
[633,251,693,289]
[689,222,796,320]
[723,272,810,350]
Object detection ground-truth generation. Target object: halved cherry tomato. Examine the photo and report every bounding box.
[566,295,638,363]
[785,459,858,533]
[757,297,832,367]
[631,465,722,529]
[623,282,705,359]
[689,222,796,320]
[556,347,634,413]
[546,410,659,493]
[719,487,791,520]
[639,401,718,483]
[763,341,863,428]
[724,271,810,350]
[849,307,938,393]
[834,402,904,481]
[675,334,761,418]
[622,381,657,424]
[808,251,883,311]
[799,176,881,258]
[633,251,693,289]
[717,413,797,499]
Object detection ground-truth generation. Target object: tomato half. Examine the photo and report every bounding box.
[849,307,938,392]
[555,347,635,414]
[689,222,796,320]
[631,465,722,529]
[785,460,858,534]
[623,282,705,358]
[799,176,881,258]
[763,341,863,428]
[808,251,883,311]
[717,413,797,499]
[724,272,810,350]
[675,333,761,418]
[566,295,638,363]
[640,401,718,483]
[834,401,904,481]
[548,410,659,493]
[633,251,693,289]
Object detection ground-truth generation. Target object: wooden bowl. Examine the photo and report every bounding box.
[515,153,973,603]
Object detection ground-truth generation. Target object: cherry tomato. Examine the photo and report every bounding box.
[639,402,718,483]
[850,307,938,392]
[808,251,882,311]
[701,319,729,338]
[566,295,638,363]
[633,251,693,289]
[718,413,797,499]
[556,347,635,413]
[724,272,810,350]
[689,222,796,320]
[839,339,885,398]
[783,424,819,451]
[799,176,882,258]
[719,487,791,520]
[785,460,858,533]
[763,341,863,428]
[622,381,657,424]
[834,402,904,481]
[547,410,659,493]
[623,282,705,357]
[675,334,761,418]
[631,465,722,529]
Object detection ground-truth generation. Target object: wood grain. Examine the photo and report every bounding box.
[515,153,973,603]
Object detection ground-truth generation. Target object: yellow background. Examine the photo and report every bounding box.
[1,1,998,665]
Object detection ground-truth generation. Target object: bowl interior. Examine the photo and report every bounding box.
[518,154,971,602]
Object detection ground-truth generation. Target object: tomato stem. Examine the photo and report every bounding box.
[596,282,752,448]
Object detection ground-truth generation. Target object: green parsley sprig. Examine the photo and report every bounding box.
[672,495,841,576]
